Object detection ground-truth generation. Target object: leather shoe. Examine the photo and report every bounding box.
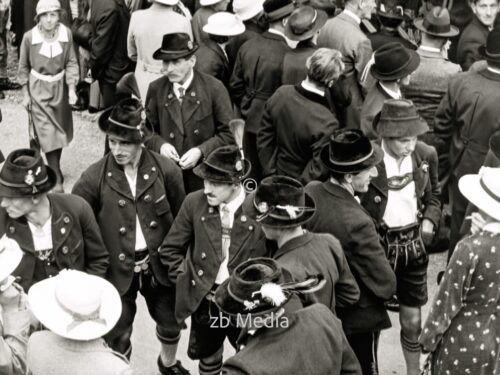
[0,78,21,91]
[157,356,190,375]
[385,295,400,312]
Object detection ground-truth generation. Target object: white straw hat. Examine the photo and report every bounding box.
[233,0,265,21]
[203,12,246,36]
[36,0,61,17]
[459,167,500,222]
[0,236,23,282]
[28,270,122,341]
[200,0,225,6]
[154,0,179,5]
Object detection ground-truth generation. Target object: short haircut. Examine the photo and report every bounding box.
[472,0,498,4]
[306,48,345,85]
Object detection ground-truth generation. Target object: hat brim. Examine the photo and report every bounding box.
[235,1,265,21]
[154,0,179,5]
[479,44,500,63]
[152,45,199,61]
[377,11,404,20]
[459,174,500,222]
[98,107,152,144]
[370,49,421,81]
[373,115,429,138]
[0,238,23,281]
[266,3,296,22]
[284,9,328,41]
[0,165,57,198]
[193,159,252,184]
[242,191,316,228]
[203,24,246,36]
[28,274,122,341]
[320,142,384,174]
[413,19,459,38]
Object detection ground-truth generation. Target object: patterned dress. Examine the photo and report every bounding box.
[420,225,500,374]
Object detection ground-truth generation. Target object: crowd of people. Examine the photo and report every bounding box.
[0,0,498,374]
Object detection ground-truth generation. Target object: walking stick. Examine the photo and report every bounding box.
[27,107,41,152]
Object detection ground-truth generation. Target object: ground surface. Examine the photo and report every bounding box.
[1,53,447,374]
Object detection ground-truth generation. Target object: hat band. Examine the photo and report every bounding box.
[480,177,500,204]
[55,292,107,333]
[379,114,421,122]
[422,18,451,34]
[0,175,49,188]
[227,282,265,311]
[330,147,373,166]
[108,117,142,130]
[159,48,191,54]
[254,198,312,222]
[291,9,318,34]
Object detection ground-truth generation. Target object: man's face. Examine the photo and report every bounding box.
[399,74,411,86]
[472,0,499,27]
[350,166,379,193]
[204,180,237,206]
[162,56,195,83]
[1,196,36,219]
[108,136,142,166]
[383,136,417,159]
[360,0,377,19]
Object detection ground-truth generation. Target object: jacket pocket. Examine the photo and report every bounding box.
[154,197,171,216]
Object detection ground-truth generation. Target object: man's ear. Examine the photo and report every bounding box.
[189,54,197,66]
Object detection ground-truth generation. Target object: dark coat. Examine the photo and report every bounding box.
[456,15,489,71]
[361,141,442,229]
[281,41,316,85]
[72,149,186,295]
[368,28,417,51]
[225,21,266,72]
[0,194,109,291]
[230,31,291,134]
[273,231,360,313]
[360,82,392,139]
[145,70,235,192]
[258,84,338,184]
[195,39,230,88]
[304,181,396,335]
[222,303,362,375]
[89,0,132,84]
[159,190,268,323]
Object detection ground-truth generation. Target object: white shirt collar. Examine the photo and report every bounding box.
[483,222,500,234]
[487,66,500,75]
[32,24,69,58]
[418,45,441,53]
[301,80,325,97]
[379,82,402,99]
[343,9,361,25]
[268,28,299,49]
[220,186,245,214]
[173,69,194,94]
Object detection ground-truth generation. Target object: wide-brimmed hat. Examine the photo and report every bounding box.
[0,149,57,198]
[374,99,429,138]
[489,129,500,160]
[263,0,295,22]
[320,129,384,174]
[98,98,150,144]
[203,12,246,36]
[377,0,405,20]
[370,42,420,81]
[193,145,251,184]
[35,0,61,20]
[479,28,500,64]
[244,176,316,228]
[154,0,179,5]
[214,257,325,317]
[459,167,500,222]
[200,0,225,5]
[0,236,23,282]
[233,0,265,20]
[28,270,122,341]
[153,32,198,61]
[284,6,328,41]
[414,6,458,37]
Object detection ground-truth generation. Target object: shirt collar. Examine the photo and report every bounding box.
[220,186,245,214]
[173,69,194,91]
[301,80,325,97]
[419,45,441,53]
[379,82,402,99]
[483,222,500,234]
[32,24,69,45]
[343,9,361,24]
[268,28,299,49]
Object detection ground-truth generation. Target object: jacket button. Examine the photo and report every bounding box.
[374,196,382,204]
[118,200,126,207]
[63,216,70,224]
[191,280,196,287]
[169,132,175,139]
[191,92,195,97]
[201,252,207,259]
[241,215,247,223]
[417,211,423,219]
[62,246,69,254]
[194,129,199,135]
[144,195,152,203]
[198,269,204,277]
[201,216,205,222]
[107,172,112,177]
[208,207,214,214]
[118,253,126,261]
[9,226,14,234]
[249,225,254,231]
[119,227,127,235]
[150,221,158,229]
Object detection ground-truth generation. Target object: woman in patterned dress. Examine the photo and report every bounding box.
[420,167,500,374]
[18,0,78,193]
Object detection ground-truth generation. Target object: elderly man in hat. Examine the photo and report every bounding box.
[360,99,441,375]
[402,6,461,170]
[435,27,500,258]
[230,0,296,183]
[243,175,360,314]
[72,98,186,373]
[360,42,420,139]
[145,32,235,194]
[214,257,362,375]
[0,149,109,292]
[192,0,230,43]
[195,12,245,87]
[305,129,396,375]
[160,145,268,375]
[27,270,132,374]
[0,236,30,375]
[317,0,376,129]
[258,48,343,184]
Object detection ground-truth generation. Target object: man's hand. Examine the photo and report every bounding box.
[160,143,180,162]
[179,147,202,170]
[421,218,435,246]
[68,90,78,106]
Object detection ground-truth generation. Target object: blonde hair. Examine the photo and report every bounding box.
[306,48,345,85]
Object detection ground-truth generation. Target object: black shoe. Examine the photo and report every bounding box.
[0,78,21,90]
[157,357,190,375]
[71,95,88,111]
[385,295,400,312]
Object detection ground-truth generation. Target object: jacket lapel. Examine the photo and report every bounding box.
[104,157,134,200]
[181,76,201,123]
[135,150,160,200]
[50,197,74,253]
[164,85,185,135]
[228,208,252,261]
[201,210,223,260]
[370,163,388,198]
[5,218,35,254]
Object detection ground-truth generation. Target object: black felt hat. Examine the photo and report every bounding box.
[320,129,383,174]
[373,99,429,138]
[193,145,251,184]
[479,28,500,64]
[244,175,316,228]
[153,32,199,61]
[377,0,405,20]
[263,0,296,22]
[98,98,150,144]
[370,42,420,81]
[0,149,57,197]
